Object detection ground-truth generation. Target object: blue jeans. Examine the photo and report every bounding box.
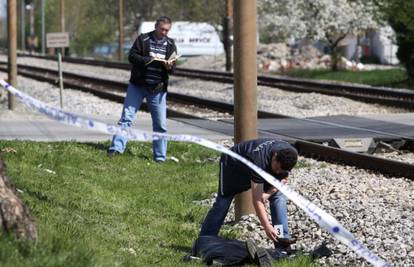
[199,191,290,238]
[109,82,167,161]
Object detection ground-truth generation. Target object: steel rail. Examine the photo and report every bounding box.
[2,61,413,140]
[3,62,412,143]
[16,53,414,109]
[0,62,282,119]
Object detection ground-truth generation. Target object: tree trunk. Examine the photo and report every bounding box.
[222,15,232,71]
[327,34,347,71]
[0,156,37,241]
[331,46,340,71]
[223,0,233,72]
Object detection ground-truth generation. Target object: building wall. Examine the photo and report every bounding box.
[369,27,399,65]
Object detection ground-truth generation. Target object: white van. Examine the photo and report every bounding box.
[138,21,224,56]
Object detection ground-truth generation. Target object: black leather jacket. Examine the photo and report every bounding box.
[128,31,177,91]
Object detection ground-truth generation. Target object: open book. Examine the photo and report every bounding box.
[146,52,181,65]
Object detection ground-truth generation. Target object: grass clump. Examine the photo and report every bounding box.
[282,68,414,89]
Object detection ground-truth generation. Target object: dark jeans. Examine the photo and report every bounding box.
[199,191,290,238]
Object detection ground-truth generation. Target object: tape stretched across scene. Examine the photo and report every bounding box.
[0,79,390,267]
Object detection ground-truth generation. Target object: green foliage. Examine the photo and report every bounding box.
[380,0,414,80]
[30,0,225,57]
[34,0,117,56]
[360,55,381,64]
[0,141,317,266]
[157,0,223,24]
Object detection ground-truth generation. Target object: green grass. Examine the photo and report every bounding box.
[283,68,414,89]
[0,141,318,267]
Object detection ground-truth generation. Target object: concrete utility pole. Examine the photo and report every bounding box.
[233,0,258,220]
[7,0,17,110]
[118,0,124,61]
[20,0,25,50]
[223,0,233,71]
[60,0,65,56]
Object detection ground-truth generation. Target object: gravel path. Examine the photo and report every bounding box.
[195,153,414,266]
[1,55,408,118]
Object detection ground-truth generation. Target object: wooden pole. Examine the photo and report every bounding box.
[118,0,123,61]
[41,0,45,54]
[233,0,258,220]
[7,0,17,110]
[20,0,25,50]
[58,52,64,108]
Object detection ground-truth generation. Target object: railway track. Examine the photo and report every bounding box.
[0,62,280,119]
[17,53,414,110]
[1,60,414,180]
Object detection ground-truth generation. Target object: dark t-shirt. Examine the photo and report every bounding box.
[218,139,297,196]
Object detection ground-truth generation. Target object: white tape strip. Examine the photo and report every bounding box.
[0,80,390,267]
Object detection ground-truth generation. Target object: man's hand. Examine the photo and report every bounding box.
[163,59,175,70]
[264,224,278,241]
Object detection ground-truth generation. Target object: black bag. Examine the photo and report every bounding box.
[192,236,251,266]
[190,236,290,266]
[188,236,332,266]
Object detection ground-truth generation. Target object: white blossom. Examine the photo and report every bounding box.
[258,0,381,46]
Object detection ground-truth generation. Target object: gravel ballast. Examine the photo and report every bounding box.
[1,55,408,118]
[195,155,414,266]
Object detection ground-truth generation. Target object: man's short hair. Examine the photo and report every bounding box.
[275,148,298,171]
[155,16,172,27]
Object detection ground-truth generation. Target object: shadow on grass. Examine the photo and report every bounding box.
[82,142,152,160]
[82,142,109,152]
[165,244,192,254]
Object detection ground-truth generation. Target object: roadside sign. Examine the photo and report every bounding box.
[46,32,69,48]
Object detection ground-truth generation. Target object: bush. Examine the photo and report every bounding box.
[383,0,414,79]
[360,55,381,64]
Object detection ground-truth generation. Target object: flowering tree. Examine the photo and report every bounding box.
[258,0,381,70]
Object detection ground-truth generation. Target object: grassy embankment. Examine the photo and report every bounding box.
[283,68,414,89]
[0,141,317,267]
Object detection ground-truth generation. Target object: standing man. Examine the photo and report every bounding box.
[108,16,177,162]
[200,139,298,252]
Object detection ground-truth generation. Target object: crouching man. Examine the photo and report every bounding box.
[199,138,298,252]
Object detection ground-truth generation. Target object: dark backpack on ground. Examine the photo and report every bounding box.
[190,236,288,266]
[187,236,333,266]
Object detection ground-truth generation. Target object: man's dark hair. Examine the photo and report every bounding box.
[275,148,298,171]
[155,16,172,27]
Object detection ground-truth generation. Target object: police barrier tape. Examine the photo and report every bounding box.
[0,79,390,267]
